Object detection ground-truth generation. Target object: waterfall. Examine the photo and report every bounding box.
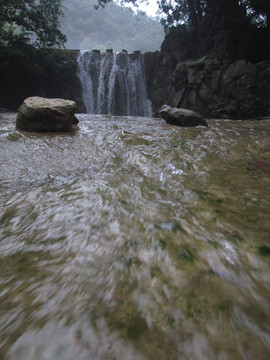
[77,50,152,116]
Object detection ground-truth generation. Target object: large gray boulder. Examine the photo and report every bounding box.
[159,104,208,127]
[16,96,78,132]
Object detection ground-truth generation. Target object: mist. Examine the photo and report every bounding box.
[60,0,164,52]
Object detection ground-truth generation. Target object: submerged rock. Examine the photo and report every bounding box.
[249,160,270,175]
[159,104,208,127]
[16,96,78,132]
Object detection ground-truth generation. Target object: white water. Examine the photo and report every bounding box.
[77,51,152,116]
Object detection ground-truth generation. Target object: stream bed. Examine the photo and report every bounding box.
[0,113,270,359]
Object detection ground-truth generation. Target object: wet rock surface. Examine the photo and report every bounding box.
[144,53,270,119]
[159,104,208,127]
[16,96,78,132]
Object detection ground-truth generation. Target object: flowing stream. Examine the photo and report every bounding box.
[0,113,270,359]
[77,51,152,117]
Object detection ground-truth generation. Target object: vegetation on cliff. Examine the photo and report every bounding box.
[157,0,269,31]
[0,47,81,110]
[158,0,270,61]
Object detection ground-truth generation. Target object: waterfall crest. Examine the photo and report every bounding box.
[77,50,152,116]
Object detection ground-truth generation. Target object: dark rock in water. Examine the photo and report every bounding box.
[249,160,270,175]
[159,104,208,127]
[258,245,270,257]
[16,96,78,132]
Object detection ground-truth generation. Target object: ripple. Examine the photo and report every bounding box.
[0,115,270,359]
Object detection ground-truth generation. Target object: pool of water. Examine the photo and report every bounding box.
[0,113,270,359]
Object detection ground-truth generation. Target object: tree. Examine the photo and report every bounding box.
[0,0,66,48]
[157,0,248,30]
[94,0,270,32]
[245,0,270,29]
[157,0,270,31]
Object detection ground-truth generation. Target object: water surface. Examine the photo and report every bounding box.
[0,113,270,359]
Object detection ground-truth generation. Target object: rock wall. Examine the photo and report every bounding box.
[144,51,270,119]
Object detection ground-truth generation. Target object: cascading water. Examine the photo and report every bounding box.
[77,50,152,116]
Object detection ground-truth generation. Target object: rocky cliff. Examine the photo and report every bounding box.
[144,51,270,119]
[144,21,270,119]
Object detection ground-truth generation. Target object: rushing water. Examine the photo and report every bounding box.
[77,51,152,117]
[0,113,270,360]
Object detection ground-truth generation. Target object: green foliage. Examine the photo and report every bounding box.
[155,0,270,61]
[245,0,270,28]
[60,0,164,51]
[0,46,75,80]
[158,0,207,30]
[157,0,270,30]
[0,0,66,49]
[0,45,78,110]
